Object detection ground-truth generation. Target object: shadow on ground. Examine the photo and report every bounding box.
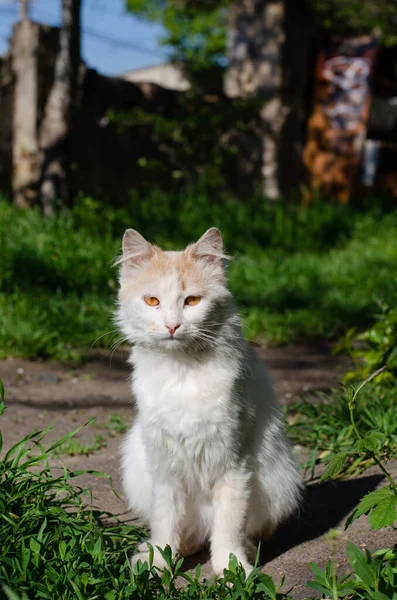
[182,473,384,572]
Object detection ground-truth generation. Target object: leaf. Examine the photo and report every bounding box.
[256,574,277,599]
[352,366,387,403]
[92,537,102,557]
[367,592,394,600]
[306,580,332,595]
[358,431,386,453]
[346,487,397,528]
[346,542,376,588]
[368,495,397,529]
[321,452,347,481]
[175,557,184,572]
[309,562,328,585]
[2,587,28,600]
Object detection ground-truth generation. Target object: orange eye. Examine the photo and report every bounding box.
[144,296,160,306]
[185,296,201,306]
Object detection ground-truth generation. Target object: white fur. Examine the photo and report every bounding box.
[117,228,303,575]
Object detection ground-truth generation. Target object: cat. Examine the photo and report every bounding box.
[116,227,303,576]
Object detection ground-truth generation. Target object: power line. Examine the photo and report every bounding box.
[0,2,169,60]
[82,25,167,57]
[32,6,168,58]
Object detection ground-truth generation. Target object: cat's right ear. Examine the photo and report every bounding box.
[114,229,153,267]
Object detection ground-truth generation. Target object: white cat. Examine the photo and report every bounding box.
[116,227,302,576]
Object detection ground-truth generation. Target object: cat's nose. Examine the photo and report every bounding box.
[166,324,181,336]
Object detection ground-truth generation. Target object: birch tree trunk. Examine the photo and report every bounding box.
[19,0,30,21]
[11,19,39,208]
[38,0,81,215]
[225,0,312,199]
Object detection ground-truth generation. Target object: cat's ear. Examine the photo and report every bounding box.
[115,229,153,267]
[190,228,230,263]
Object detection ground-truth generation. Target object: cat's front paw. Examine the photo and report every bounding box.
[130,544,168,572]
[211,547,254,578]
[130,550,167,572]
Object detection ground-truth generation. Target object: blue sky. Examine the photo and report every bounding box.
[0,0,168,75]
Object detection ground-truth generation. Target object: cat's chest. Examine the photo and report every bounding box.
[132,351,237,432]
[131,350,242,485]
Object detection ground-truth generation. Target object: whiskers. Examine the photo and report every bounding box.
[107,334,130,365]
[90,329,119,350]
[189,320,242,356]
[91,329,129,365]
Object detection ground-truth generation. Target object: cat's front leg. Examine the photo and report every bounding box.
[211,468,254,577]
[131,478,185,571]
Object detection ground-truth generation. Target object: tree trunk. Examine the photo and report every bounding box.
[38,0,81,215]
[11,20,40,208]
[225,0,312,199]
[19,0,30,21]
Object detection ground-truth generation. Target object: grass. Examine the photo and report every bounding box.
[55,434,107,456]
[287,382,397,480]
[0,387,146,599]
[53,414,130,456]
[287,309,397,482]
[1,192,397,361]
[102,413,129,436]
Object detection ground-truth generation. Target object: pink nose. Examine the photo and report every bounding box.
[167,324,181,336]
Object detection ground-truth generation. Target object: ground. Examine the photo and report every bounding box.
[1,344,396,600]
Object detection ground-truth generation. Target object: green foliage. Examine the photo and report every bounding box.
[55,434,107,456]
[102,413,129,436]
[312,0,397,45]
[289,365,397,597]
[289,365,397,534]
[337,302,397,383]
[321,370,397,530]
[0,392,146,597]
[107,92,261,196]
[125,0,397,90]
[307,558,357,597]
[2,195,397,360]
[348,488,397,530]
[0,198,118,362]
[307,543,397,599]
[288,378,397,479]
[125,0,229,86]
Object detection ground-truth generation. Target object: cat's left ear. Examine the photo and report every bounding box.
[114,229,154,267]
[190,228,230,264]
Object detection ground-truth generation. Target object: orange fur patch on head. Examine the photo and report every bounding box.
[119,247,210,300]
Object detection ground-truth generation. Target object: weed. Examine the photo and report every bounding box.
[102,413,129,436]
[336,301,397,383]
[287,383,397,480]
[318,368,397,530]
[54,434,107,456]
[307,542,397,600]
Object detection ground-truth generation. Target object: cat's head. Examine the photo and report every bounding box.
[115,228,233,351]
